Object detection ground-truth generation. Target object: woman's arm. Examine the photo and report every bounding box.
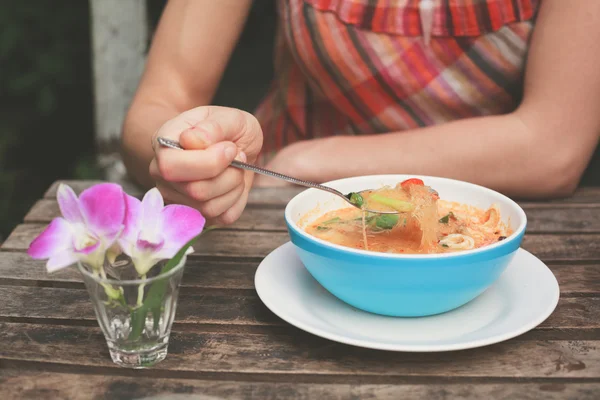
[262,0,600,198]
[121,0,253,188]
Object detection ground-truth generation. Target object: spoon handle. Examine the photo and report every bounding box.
[155,137,345,198]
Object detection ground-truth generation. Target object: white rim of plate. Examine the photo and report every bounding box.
[254,242,560,352]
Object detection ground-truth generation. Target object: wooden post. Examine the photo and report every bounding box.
[89,0,148,184]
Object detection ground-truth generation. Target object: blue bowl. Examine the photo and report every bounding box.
[284,175,527,317]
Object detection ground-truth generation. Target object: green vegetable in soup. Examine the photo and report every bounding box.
[322,217,341,225]
[347,192,364,208]
[315,211,398,232]
[373,214,399,229]
[439,212,454,224]
[369,194,414,212]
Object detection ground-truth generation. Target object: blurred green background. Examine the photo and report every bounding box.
[0,0,276,242]
[1,1,96,242]
[1,1,598,243]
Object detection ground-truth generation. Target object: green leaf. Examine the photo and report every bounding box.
[374,214,399,230]
[321,217,341,225]
[439,212,454,224]
[369,194,413,212]
[347,192,364,207]
[128,304,148,341]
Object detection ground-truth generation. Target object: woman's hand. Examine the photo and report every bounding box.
[149,106,263,225]
[253,137,338,187]
[253,142,307,187]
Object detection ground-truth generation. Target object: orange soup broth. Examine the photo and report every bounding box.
[304,201,512,254]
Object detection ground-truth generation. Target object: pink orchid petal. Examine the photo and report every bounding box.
[136,238,164,251]
[28,218,73,259]
[159,204,205,251]
[121,194,141,245]
[153,247,178,260]
[154,244,194,261]
[79,183,126,241]
[73,240,100,255]
[57,184,83,223]
[140,188,164,233]
[46,250,79,272]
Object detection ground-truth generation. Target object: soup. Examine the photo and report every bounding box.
[305,178,512,254]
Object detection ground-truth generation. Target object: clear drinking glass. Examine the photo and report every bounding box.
[78,255,186,368]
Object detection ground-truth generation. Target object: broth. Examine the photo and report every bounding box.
[304,178,512,254]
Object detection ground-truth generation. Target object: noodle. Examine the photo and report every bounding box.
[304,178,513,254]
[361,209,369,251]
[405,184,438,250]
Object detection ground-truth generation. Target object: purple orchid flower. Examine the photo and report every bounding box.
[119,188,205,276]
[27,183,126,272]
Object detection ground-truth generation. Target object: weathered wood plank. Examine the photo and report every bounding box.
[1,369,598,400]
[1,322,598,378]
[519,186,600,206]
[1,286,599,331]
[520,235,600,262]
[25,199,287,231]
[539,298,600,329]
[551,264,600,296]
[1,252,598,296]
[44,180,600,206]
[1,226,290,259]
[247,187,305,206]
[525,208,600,233]
[0,252,258,289]
[0,286,279,326]
[2,223,598,262]
[3,224,600,261]
[23,199,600,234]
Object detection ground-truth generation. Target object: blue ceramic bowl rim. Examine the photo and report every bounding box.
[284,174,527,260]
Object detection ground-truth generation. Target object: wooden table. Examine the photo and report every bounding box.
[1,180,600,399]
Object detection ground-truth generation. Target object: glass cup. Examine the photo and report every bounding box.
[77,255,186,368]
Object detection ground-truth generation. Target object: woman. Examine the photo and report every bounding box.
[121,0,600,226]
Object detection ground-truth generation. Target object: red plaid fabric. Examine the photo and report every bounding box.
[254,0,539,164]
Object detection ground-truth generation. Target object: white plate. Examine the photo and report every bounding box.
[255,242,560,352]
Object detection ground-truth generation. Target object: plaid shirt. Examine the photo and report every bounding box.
[255,0,539,164]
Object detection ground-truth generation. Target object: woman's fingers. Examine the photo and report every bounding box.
[151,161,246,221]
[155,141,239,182]
[154,180,199,210]
[156,178,245,220]
[212,184,250,225]
[148,106,261,226]
[196,183,245,219]
[174,166,245,202]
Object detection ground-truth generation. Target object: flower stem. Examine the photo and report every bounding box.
[137,274,147,307]
[93,263,123,302]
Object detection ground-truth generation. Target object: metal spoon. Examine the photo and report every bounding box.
[156,137,398,214]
